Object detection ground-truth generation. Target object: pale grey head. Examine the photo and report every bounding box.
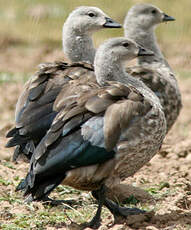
[95,37,153,85]
[124,4,175,65]
[124,3,175,32]
[64,6,121,34]
[62,6,121,64]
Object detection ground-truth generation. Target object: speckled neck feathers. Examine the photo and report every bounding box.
[63,24,95,64]
[124,15,169,68]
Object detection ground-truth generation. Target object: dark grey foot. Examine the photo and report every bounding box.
[104,198,145,217]
[85,216,101,229]
[41,196,77,206]
[113,206,145,217]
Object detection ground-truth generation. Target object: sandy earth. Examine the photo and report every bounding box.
[0,48,191,229]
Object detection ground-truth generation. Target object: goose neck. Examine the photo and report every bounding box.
[62,25,95,64]
[125,25,165,65]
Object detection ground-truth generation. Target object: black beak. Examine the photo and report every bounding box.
[103,17,122,28]
[163,13,175,22]
[138,47,154,56]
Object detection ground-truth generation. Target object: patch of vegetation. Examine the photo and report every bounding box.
[158,182,170,190]
[0,72,30,84]
[123,195,140,205]
[2,161,16,170]
[0,176,12,186]
[0,191,22,204]
[146,186,159,195]
[145,181,172,200]
[177,70,191,79]
[56,185,81,195]
[0,195,110,229]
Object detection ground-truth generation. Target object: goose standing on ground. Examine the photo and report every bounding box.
[16,37,166,228]
[124,3,182,132]
[6,6,121,161]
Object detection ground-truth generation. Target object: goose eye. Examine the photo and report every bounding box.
[88,12,95,17]
[123,42,129,48]
[151,9,157,14]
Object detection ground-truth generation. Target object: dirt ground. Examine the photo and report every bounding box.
[0,46,191,229]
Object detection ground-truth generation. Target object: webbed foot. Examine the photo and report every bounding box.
[113,206,145,217]
[104,198,145,217]
[85,216,101,229]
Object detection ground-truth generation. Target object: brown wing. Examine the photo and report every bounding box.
[6,61,94,161]
[16,62,94,126]
[35,79,151,161]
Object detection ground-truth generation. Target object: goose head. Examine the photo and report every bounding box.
[95,37,153,85]
[96,37,153,64]
[64,6,121,35]
[124,4,175,31]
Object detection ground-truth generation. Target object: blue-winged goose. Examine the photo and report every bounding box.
[124,3,182,132]
[16,38,166,228]
[6,6,121,161]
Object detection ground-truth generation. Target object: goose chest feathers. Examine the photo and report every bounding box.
[16,38,166,227]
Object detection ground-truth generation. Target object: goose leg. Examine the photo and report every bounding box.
[87,185,106,229]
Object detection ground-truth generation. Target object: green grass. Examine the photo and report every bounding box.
[0,177,12,186]
[122,195,140,206]
[0,188,111,229]
[177,70,191,79]
[2,161,16,170]
[0,72,30,84]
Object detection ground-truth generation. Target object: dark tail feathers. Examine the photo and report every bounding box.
[16,171,65,202]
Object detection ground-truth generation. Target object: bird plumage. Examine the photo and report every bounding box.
[124,3,182,132]
[6,6,121,161]
[6,62,94,160]
[16,38,166,227]
[62,6,121,64]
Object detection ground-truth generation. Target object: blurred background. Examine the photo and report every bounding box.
[0,0,190,76]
